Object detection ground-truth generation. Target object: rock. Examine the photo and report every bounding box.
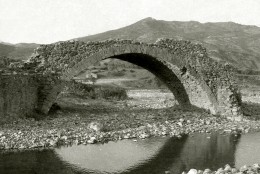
[198,170,203,174]
[87,122,103,132]
[139,133,149,139]
[248,171,255,174]
[216,168,224,174]
[224,164,232,171]
[165,171,171,174]
[74,139,79,145]
[177,122,183,127]
[61,136,67,140]
[49,140,56,146]
[87,137,96,144]
[203,169,211,174]
[240,165,248,172]
[205,120,211,125]
[123,134,130,139]
[252,164,260,170]
[179,118,185,122]
[188,169,198,174]
[231,168,238,173]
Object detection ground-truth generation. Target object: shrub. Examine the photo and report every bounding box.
[64,81,127,100]
[95,87,128,100]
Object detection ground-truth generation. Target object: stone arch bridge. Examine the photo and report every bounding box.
[0,39,241,118]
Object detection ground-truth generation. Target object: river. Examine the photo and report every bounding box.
[1,132,260,174]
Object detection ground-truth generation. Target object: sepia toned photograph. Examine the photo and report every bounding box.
[0,0,260,173]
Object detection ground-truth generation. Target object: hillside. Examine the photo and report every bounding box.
[77,17,260,71]
[0,42,39,60]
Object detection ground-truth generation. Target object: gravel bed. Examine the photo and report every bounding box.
[1,106,260,151]
[179,164,260,174]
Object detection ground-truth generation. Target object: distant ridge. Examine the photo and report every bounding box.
[1,17,260,70]
[0,42,39,60]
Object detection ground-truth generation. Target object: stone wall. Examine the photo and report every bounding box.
[0,74,38,118]
[0,73,63,118]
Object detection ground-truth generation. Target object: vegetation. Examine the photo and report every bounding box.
[0,56,23,71]
[63,81,128,100]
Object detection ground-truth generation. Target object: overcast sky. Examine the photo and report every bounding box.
[0,0,260,44]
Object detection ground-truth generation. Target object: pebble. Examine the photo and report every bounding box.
[240,165,249,172]
[198,170,203,174]
[185,164,260,174]
[224,164,232,171]
[231,168,238,173]
[87,137,96,144]
[253,164,260,170]
[188,169,198,174]
[203,169,212,174]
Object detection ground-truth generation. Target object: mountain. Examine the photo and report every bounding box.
[0,42,39,60]
[1,17,260,70]
[77,17,260,71]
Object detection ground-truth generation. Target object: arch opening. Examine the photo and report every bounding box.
[107,53,191,108]
[40,51,218,114]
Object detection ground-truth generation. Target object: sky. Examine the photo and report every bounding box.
[0,0,260,44]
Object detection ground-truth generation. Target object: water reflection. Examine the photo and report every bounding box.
[235,132,260,168]
[171,133,240,172]
[0,149,75,174]
[55,137,169,173]
[2,132,259,174]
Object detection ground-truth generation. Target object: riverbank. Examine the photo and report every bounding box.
[1,104,260,151]
[1,88,260,151]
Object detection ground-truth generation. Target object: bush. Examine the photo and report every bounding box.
[64,81,128,100]
[95,87,128,100]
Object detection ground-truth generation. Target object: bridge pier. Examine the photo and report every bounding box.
[37,79,64,114]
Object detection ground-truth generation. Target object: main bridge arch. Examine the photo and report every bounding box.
[33,39,241,117]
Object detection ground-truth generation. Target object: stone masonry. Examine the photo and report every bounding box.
[0,74,38,118]
[0,39,242,118]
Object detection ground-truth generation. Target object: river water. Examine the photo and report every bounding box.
[1,132,260,174]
